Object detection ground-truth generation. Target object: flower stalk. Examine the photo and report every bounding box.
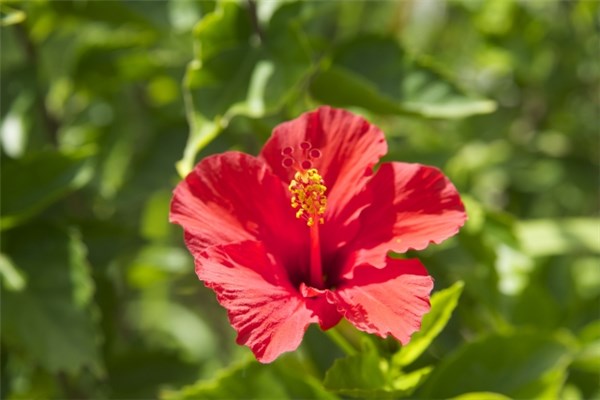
[326,326,358,356]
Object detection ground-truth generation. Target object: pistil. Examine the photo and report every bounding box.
[309,220,324,287]
[288,167,328,288]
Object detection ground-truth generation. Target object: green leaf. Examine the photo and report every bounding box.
[323,339,431,398]
[0,92,33,158]
[419,331,576,399]
[177,2,256,176]
[177,2,255,176]
[3,360,61,400]
[127,298,217,362]
[495,243,534,296]
[517,218,600,256]
[0,4,26,26]
[324,340,386,396]
[161,357,337,400]
[1,224,103,375]
[388,366,433,397]
[452,392,512,400]
[258,2,314,111]
[510,282,560,329]
[0,148,94,230]
[394,280,465,367]
[140,190,173,241]
[177,1,315,176]
[124,244,214,361]
[310,36,496,118]
[186,3,256,119]
[0,253,26,291]
[572,320,600,374]
[571,257,600,299]
[310,66,402,114]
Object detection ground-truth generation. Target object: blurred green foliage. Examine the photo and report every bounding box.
[1,0,598,399]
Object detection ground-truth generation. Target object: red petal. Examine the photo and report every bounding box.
[328,258,433,344]
[344,162,466,271]
[195,241,319,363]
[260,106,387,251]
[299,283,343,330]
[170,152,305,259]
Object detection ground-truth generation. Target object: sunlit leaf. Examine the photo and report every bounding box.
[394,280,464,366]
[572,321,600,374]
[177,2,256,176]
[571,257,600,299]
[140,190,173,241]
[177,1,314,176]
[390,366,434,395]
[323,339,386,397]
[3,360,61,400]
[452,392,512,400]
[324,339,431,398]
[0,4,26,26]
[0,92,32,158]
[0,253,26,291]
[258,2,313,111]
[127,296,217,361]
[161,357,337,400]
[127,245,192,287]
[494,243,534,296]
[310,36,496,118]
[517,218,600,256]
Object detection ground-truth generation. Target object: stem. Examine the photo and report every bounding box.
[246,0,264,44]
[309,223,323,287]
[326,327,358,356]
[58,372,87,399]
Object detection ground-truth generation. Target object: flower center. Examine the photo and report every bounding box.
[289,169,327,227]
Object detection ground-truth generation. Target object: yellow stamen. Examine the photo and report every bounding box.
[288,168,327,226]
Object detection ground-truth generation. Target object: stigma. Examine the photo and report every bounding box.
[289,168,327,227]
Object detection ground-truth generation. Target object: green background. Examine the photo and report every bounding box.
[1,0,598,399]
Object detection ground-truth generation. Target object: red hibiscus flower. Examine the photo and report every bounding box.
[170,106,466,363]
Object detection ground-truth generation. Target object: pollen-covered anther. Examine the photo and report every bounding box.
[288,168,327,227]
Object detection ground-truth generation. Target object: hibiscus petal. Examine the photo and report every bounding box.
[260,106,387,250]
[329,258,433,345]
[194,241,319,363]
[170,152,304,257]
[299,283,343,330]
[345,162,466,270]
